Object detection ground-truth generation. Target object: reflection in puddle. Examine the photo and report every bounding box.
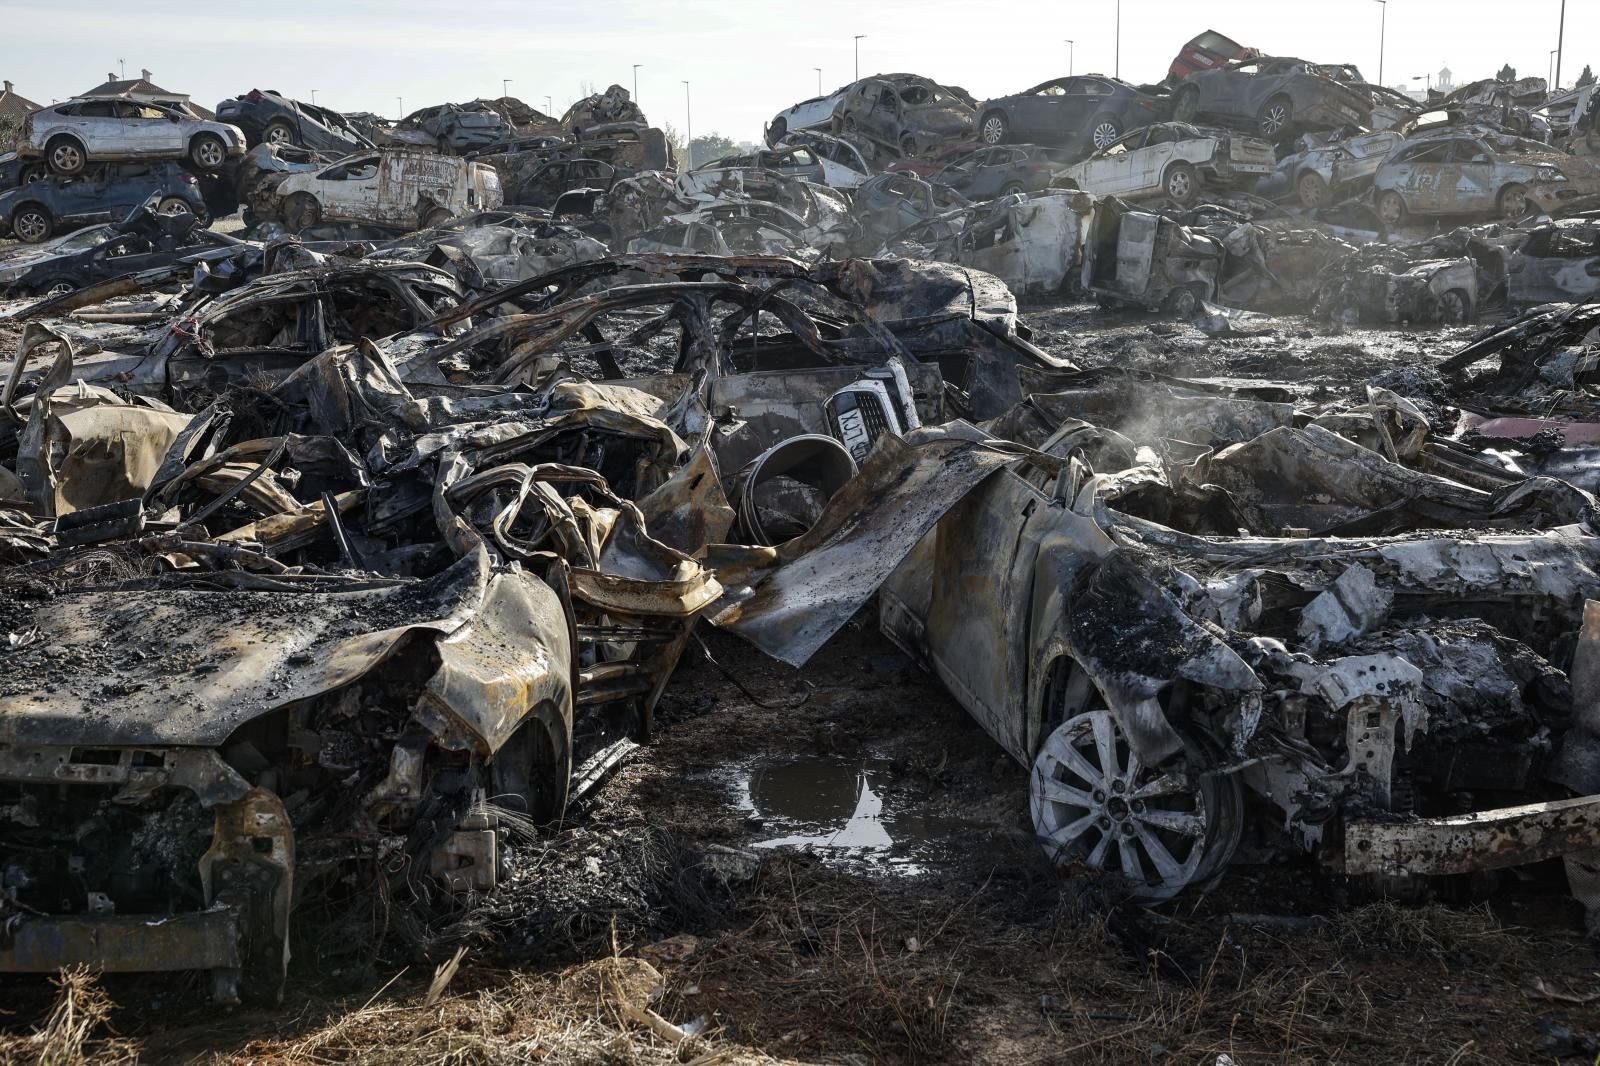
[729,756,973,877]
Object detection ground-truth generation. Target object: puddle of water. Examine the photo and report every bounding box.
[727,756,976,877]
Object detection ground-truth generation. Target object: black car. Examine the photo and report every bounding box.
[976,75,1167,155]
[216,89,374,155]
[400,102,510,154]
[0,151,46,189]
[0,206,244,297]
[511,158,618,208]
[0,161,209,243]
[930,144,1076,200]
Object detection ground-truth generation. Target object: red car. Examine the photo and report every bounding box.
[1168,30,1255,85]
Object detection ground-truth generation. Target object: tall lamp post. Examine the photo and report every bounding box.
[544,95,553,116]
[1412,73,1430,96]
[501,78,511,100]
[1064,39,1074,76]
[1550,49,1559,88]
[633,64,642,103]
[814,67,822,95]
[683,80,692,168]
[1373,0,1386,86]
[311,89,318,105]
[1114,0,1121,78]
[854,35,866,81]
[1555,0,1567,90]
[396,96,403,119]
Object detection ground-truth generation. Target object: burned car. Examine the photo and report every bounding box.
[975,76,1167,155]
[1371,130,1600,225]
[830,74,977,159]
[399,102,511,155]
[1172,57,1373,141]
[1506,218,1600,305]
[0,206,243,298]
[1268,129,1401,208]
[271,150,502,233]
[1061,122,1275,205]
[215,89,375,155]
[699,138,872,190]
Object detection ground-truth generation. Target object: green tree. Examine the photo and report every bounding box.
[1578,64,1596,88]
[687,132,739,168]
[661,121,687,171]
[1497,63,1517,82]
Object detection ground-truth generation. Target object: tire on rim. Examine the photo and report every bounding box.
[1498,182,1529,219]
[899,132,919,158]
[12,204,52,243]
[1297,171,1330,209]
[19,162,47,185]
[490,701,572,827]
[1257,95,1292,138]
[156,196,193,218]
[283,191,321,233]
[1162,161,1199,205]
[1089,113,1122,151]
[189,133,227,171]
[1172,85,1201,123]
[1376,189,1407,227]
[1163,283,1207,318]
[39,279,77,298]
[1030,667,1243,902]
[1001,181,1025,197]
[46,136,85,175]
[980,110,1009,145]
[1437,288,1471,325]
[263,120,296,148]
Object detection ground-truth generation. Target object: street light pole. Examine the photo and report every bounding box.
[633,64,642,104]
[397,96,403,119]
[683,80,692,168]
[1373,0,1386,86]
[1412,73,1430,96]
[545,95,553,116]
[1064,39,1074,76]
[502,78,511,100]
[814,67,822,95]
[1114,0,1121,79]
[1550,49,1559,88]
[1555,0,1566,90]
[311,89,318,105]
[854,35,865,81]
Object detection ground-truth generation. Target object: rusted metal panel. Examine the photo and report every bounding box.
[0,909,240,973]
[1344,794,1600,876]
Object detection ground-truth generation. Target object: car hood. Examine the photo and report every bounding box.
[0,546,564,750]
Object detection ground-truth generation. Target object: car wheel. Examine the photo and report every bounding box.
[39,279,77,298]
[1163,283,1207,317]
[843,115,858,135]
[490,702,571,827]
[980,110,1009,145]
[1376,189,1407,226]
[1297,171,1330,209]
[1089,114,1121,151]
[46,136,85,175]
[1257,95,1293,138]
[421,206,452,229]
[1162,161,1199,205]
[189,133,227,171]
[899,132,919,158]
[1001,182,1025,197]
[1172,85,1201,123]
[157,196,194,218]
[12,205,52,243]
[1437,288,1471,325]
[1030,671,1243,903]
[19,162,46,185]
[283,191,321,232]
[1498,182,1529,219]
[262,120,296,148]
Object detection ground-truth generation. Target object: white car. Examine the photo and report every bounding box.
[1063,122,1276,205]
[275,149,503,232]
[20,99,246,175]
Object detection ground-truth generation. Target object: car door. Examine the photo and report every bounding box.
[117,103,173,156]
[103,163,162,219]
[1074,131,1142,195]
[1013,82,1066,141]
[1451,137,1499,214]
[70,101,124,158]
[867,83,902,143]
[379,152,459,225]
[1129,129,1175,195]
[1381,141,1448,212]
[54,170,113,224]
[1208,64,1254,120]
[311,154,382,223]
[1060,78,1113,134]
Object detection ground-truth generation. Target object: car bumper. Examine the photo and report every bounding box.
[1342,793,1600,876]
[0,908,242,974]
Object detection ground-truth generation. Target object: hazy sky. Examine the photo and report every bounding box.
[0,0,1590,141]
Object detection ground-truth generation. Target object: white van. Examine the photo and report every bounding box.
[275,149,502,232]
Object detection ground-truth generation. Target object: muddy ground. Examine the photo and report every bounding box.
[4,302,1600,1065]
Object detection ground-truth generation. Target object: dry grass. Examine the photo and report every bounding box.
[0,968,138,1066]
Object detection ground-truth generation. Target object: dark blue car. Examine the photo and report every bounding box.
[0,207,244,297]
[0,161,209,243]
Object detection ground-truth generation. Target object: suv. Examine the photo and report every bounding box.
[19,99,246,175]
[0,161,208,243]
[931,145,1076,200]
[215,89,373,155]
[831,75,977,158]
[274,150,503,232]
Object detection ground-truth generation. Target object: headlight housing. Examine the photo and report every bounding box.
[1537,166,1566,183]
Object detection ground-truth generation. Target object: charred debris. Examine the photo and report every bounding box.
[6,36,1600,1005]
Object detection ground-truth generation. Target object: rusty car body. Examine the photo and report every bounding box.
[830,74,977,160]
[1371,130,1600,226]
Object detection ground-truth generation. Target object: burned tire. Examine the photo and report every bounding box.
[1437,288,1471,325]
[19,162,46,185]
[11,203,52,243]
[283,191,321,233]
[980,110,1009,145]
[46,136,85,175]
[899,132,920,158]
[1498,182,1529,219]
[189,133,227,171]
[1162,161,1199,205]
[1088,113,1122,151]
[1172,85,1201,123]
[262,120,296,148]
[1001,181,1025,197]
[156,196,193,218]
[1376,189,1407,227]
[1029,666,1243,903]
[1257,95,1293,139]
[490,701,572,827]
[1297,171,1330,209]
[1163,283,1207,317]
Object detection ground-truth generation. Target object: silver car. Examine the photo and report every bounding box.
[20,99,246,176]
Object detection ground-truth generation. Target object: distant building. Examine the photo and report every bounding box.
[0,79,41,123]
[79,69,215,120]
[1438,65,1454,92]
